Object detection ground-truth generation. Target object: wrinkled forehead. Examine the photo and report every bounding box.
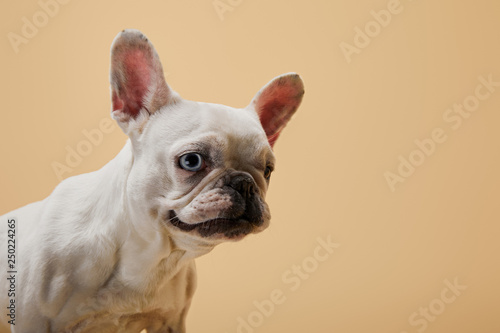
[195,101,263,136]
[146,100,274,159]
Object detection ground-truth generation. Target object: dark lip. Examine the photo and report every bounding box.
[168,210,256,239]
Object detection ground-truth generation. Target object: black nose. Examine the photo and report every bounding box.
[228,174,256,200]
[225,173,263,225]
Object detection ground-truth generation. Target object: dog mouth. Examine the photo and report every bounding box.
[168,210,261,239]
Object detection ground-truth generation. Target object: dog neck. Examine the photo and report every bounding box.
[61,140,207,292]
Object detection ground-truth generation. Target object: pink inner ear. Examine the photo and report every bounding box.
[259,100,289,135]
[255,79,304,147]
[113,50,152,118]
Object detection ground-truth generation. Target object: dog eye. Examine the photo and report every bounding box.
[264,166,273,180]
[179,153,205,172]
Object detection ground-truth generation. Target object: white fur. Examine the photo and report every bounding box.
[0,101,274,333]
[0,29,303,333]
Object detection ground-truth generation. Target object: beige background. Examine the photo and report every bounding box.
[1,0,500,332]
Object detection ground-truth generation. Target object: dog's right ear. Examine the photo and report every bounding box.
[110,29,177,134]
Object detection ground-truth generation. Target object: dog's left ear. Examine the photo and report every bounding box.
[110,29,177,134]
[248,73,304,147]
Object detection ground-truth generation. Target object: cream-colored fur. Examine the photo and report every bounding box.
[0,29,304,333]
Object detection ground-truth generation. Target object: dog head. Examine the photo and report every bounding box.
[110,30,304,248]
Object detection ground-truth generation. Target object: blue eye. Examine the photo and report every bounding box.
[179,153,205,172]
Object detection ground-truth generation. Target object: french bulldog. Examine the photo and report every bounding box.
[0,29,304,333]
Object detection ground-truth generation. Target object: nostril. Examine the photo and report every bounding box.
[228,175,255,199]
[246,182,255,197]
